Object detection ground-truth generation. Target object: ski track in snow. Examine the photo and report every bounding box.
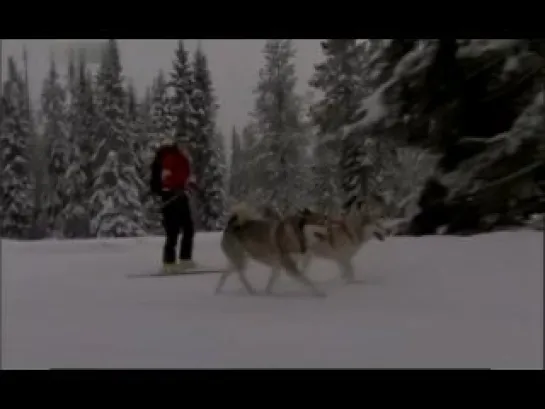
[2,231,543,369]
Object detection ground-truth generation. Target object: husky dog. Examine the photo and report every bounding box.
[265,196,389,292]
[216,202,328,297]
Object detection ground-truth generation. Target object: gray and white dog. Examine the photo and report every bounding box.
[216,202,328,297]
[265,196,389,292]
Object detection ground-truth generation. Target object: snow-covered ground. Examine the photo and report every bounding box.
[2,231,543,369]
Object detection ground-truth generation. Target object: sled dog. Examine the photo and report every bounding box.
[216,202,328,297]
[265,197,389,292]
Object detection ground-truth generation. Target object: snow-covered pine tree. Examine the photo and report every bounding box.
[126,81,147,198]
[41,56,70,235]
[309,40,367,134]
[66,49,78,106]
[137,85,154,165]
[136,85,159,233]
[439,85,545,229]
[94,40,128,163]
[216,130,228,190]
[228,126,243,202]
[62,53,97,238]
[20,47,49,239]
[209,129,228,228]
[169,40,196,150]
[90,151,146,237]
[239,122,260,203]
[150,70,171,147]
[309,39,367,212]
[139,84,154,157]
[126,81,138,121]
[338,39,545,234]
[191,45,225,230]
[249,39,307,213]
[239,123,258,202]
[141,85,152,115]
[0,57,35,239]
[296,119,317,211]
[90,39,145,237]
[142,85,153,115]
[141,70,171,234]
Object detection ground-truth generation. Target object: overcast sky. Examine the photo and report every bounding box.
[1,39,323,137]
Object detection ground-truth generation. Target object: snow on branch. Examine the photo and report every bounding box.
[456,40,522,59]
[442,90,545,199]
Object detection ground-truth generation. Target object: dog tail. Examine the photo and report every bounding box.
[225,202,262,231]
[220,201,259,271]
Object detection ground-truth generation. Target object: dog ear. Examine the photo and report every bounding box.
[226,214,238,228]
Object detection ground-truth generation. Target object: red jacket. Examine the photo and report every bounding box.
[157,146,191,191]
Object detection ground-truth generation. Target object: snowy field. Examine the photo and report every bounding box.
[2,230,543,369]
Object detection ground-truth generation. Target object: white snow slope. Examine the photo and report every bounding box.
[2,230,543,369]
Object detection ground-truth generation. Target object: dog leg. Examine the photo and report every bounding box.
[265,266,280,294]
[299,252,312,273]
[220,229,256,295]
[215,269,232,294]
[375,221,389,240]
[338,258,356,283]
[292,271,326,298]
[216,254,255,295]
[237,268,257,295]
[282,255,325,298]
[216,267,257,295]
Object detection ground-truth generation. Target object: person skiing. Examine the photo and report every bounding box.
[150,137,199,273]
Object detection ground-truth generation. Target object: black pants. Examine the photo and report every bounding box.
[161,191,195,263]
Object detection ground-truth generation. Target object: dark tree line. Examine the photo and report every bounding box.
[229,39,544,235]
[2,39,542,240]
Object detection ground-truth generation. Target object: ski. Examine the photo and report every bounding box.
[127,268,227,278]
